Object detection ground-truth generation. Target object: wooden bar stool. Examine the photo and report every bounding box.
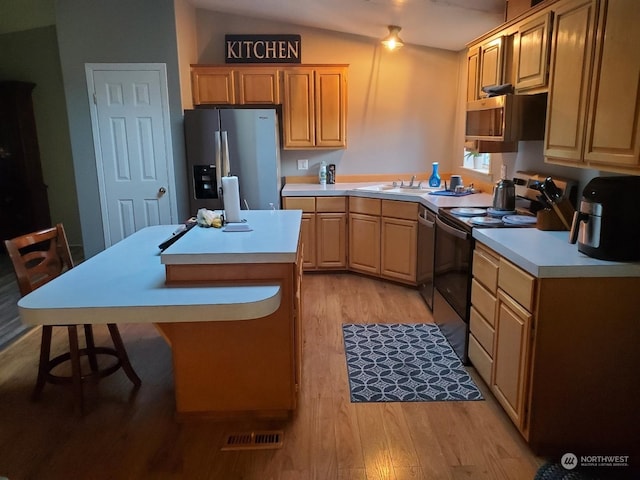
[4,224,141,413]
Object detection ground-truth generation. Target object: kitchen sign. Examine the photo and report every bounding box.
[225,34,301,63]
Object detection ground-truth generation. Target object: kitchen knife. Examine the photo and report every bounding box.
[544,177,563,202]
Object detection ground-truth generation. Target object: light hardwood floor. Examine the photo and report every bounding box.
[0,273,543,479]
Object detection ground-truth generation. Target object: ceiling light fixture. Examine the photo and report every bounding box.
[381,25,404,51]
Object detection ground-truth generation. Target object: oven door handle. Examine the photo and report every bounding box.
[436,216,470,240]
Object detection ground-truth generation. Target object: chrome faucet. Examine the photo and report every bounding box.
[408,175,416,187]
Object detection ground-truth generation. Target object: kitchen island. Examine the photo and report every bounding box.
[19,210,303,419]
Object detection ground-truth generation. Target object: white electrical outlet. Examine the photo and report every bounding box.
[297,159,309,170]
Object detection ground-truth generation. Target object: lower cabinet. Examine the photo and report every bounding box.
[283,196,347,271]
[284,195,419,283]
[348,212,381,274]
[316,212,347,268]
[348,197,419,284]
[380,204,418,283]
[470,243,534,434]
[299,213,316,269]
[348,197,381,275]
[471,240,640,455]
[492,288,533,430]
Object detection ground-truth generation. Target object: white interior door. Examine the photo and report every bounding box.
[86,63,176,247]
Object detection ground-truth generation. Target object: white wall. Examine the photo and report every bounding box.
[194,11,461,179]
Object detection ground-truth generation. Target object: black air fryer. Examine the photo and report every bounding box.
[569,176,640,261]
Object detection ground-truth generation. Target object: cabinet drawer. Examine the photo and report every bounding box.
[381,199,418,220]
[473,247,499,293]
[498,258,535,311]
[470,306,495,355]
[349,197,381,215]
[471,278,496,327]
[468,334,492,386]
[316,196,346,212]
[283,196,316,212]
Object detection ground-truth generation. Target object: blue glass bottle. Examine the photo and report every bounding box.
[429,162,441,187]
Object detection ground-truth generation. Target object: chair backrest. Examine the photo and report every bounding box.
[4,223,74,297]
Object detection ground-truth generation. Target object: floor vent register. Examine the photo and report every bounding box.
[221,430,284,451]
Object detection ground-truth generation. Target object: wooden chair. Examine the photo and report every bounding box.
[4,223,141,413]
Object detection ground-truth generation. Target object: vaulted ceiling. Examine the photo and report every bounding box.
[189,0,506,51]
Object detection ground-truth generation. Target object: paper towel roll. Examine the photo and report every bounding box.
[222,176,242,223]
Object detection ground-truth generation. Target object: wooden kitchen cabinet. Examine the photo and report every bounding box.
[478,36,505,97]
[380,200,418,284]
[470,245,534,434]
[466,46,481,101]
[283,196,347,270]
[469,245,500,385]
[513,11,553,91]
[493,288,533,432]
[544,0,598,163]
[348,197,381,275]
[191,66,279,105]
[283,197,316,269]
[583,0,640,171]
[546,0,640,172]
[347,198,419,285]
[472,240,640,455]
[191,66,236,105]
[545,0,640,173]
[316,196,347,269]
[236,67,280,104]
[466,34,505,100]
[299,213,316,269]
[281,66,347,149]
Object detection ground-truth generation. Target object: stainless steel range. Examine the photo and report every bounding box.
[432,171,576,363]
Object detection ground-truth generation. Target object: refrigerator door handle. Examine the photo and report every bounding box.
[214,130,223,198]
[221,130,230,177]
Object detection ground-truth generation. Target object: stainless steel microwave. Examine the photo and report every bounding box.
[465,93,547,142]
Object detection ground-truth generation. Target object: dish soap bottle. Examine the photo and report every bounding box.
[319,161,327,185]
[429,162,441,187]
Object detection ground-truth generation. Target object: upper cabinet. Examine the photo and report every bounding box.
[236,67,281,104]
[281,66,348,149]
[191,64,348,150]
[478,36,506,98]
[583,0,640,170]
[544,0,599,163]
[545,0,640,173]
[191,66,235,105]
[513,11,553,91]
[191,66,279,105]
[466,46,481,102]
[466,36,506,101]
[466,0,639,174]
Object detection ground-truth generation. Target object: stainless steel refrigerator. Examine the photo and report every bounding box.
[184,108,282,213]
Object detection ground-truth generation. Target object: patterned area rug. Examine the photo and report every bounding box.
[342,323,483,402]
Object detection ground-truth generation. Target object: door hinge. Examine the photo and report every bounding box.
[93,93,97,104]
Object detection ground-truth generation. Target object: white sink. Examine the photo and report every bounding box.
[356,184,438,195]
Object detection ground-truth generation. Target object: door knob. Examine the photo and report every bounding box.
[158,187,167,196]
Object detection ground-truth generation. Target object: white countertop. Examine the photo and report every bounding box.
[18,225,283,326]
[161,209,302,265]
[281,182,494,212]
[473,228,640,278]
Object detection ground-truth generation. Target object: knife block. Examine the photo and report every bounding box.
[536,198,575,231]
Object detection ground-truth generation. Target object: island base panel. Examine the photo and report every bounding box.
[156,316,296,417]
